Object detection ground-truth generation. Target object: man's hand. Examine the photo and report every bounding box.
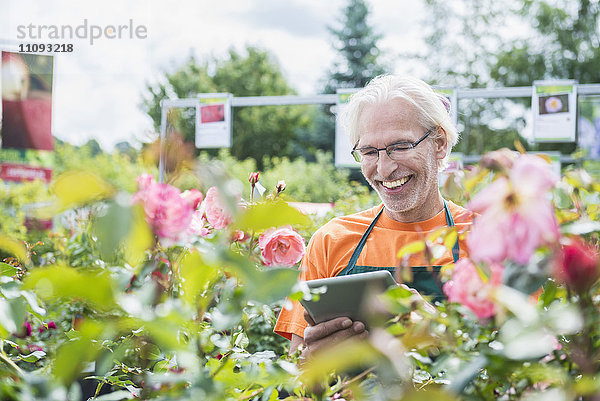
[299,311,368,360]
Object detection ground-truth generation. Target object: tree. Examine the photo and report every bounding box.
[142,47,313,166]
[491,0,600,86]
[309,0,387,162]
[323,0,387,93]
[412,0,600,156]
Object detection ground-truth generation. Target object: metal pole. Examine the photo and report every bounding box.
[158,103,167,183]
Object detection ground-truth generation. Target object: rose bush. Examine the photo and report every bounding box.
[1,150,600,401]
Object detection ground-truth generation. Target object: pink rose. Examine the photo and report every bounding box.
[258,226,306,267]
[466,154,559,265]
[136,173,155,192]
[204,187,233,230]
[186,210,211,237]
[181,189,204,209]
[443,258,503,319]
[132,179,194,245]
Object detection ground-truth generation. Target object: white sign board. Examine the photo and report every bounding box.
[195,93,232,148]
[335,88,359,168]
[532,81,577,142]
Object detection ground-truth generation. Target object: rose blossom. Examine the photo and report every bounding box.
[553,237,600,294]
[443,258,504,319]
[204,187,233,230]
[248,172,260,185]
[181,189,204,209]
[132,176,194,244]
[258,226,306,267]
[466,154,559,265]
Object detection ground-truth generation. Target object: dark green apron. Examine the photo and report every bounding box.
[336,200,460,300]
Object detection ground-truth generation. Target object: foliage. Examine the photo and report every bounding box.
[142,46,314,165]
[197,149,374,204]
[1,148,600,400]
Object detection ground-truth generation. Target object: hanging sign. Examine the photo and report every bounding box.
[532,80,577,142]
[1,51,55,183]
[195,93,232,148]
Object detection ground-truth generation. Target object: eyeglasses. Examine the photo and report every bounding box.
[351,129,434,163]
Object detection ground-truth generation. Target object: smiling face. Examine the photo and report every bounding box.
[358,98,447,222]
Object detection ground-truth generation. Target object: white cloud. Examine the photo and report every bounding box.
[1,0,425,150]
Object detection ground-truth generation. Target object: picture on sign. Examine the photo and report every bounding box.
[1,51,54,183]
[195,94,232,149]
[538,94,569,115]
[200,104,225,123]
[532,81,577,143]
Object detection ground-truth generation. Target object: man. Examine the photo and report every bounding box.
[274,74,474,358]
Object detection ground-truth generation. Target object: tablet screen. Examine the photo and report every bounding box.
[299,270,397,325]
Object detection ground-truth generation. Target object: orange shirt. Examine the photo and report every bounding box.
[274,201,474,340]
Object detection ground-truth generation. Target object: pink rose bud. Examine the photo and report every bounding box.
[47,321,57,330]
[249,172,260,185]
[553,237,600,294]
[258,226,306,267]
[276,180,286,194]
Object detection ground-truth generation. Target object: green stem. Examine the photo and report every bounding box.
[0,346,24,377]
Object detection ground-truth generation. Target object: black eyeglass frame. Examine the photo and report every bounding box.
[351,129,435,163]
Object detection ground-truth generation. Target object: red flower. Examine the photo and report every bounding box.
[553,237,600,293]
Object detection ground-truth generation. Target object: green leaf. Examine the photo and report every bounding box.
[180,250,220,307]
[52,171,114,211]
[0,263,18,277]
[397,240,426,259]
[53,320,106,386]
[0,235,27,261]
[234,200,310,232]
[0,297,26,336]
[19,350,46,362]
[447,355,488,394]
[123,205,154,266]
[92,200,133,262]
[221,249,299,304]
[92,391,135,401]
[23,266,116,309]
[561,219,600,235]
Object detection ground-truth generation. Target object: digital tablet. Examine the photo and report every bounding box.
[299,270,398,325]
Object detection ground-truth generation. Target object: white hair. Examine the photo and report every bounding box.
[341,74,459,171]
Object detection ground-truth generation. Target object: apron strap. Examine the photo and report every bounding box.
[443,199,460,264]
[337,206,385,276]
[339,200,460,276]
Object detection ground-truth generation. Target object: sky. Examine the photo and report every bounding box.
[0,0,426,150]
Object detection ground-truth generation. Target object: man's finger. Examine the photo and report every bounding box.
[306,323,368,355]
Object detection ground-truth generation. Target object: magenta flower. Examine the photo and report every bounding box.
[553,237,600,294]
[467,154,559,265]
[258,226,306,267]
[443,258,504,319]
[204,187,233,230]
[132,175,194,245]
